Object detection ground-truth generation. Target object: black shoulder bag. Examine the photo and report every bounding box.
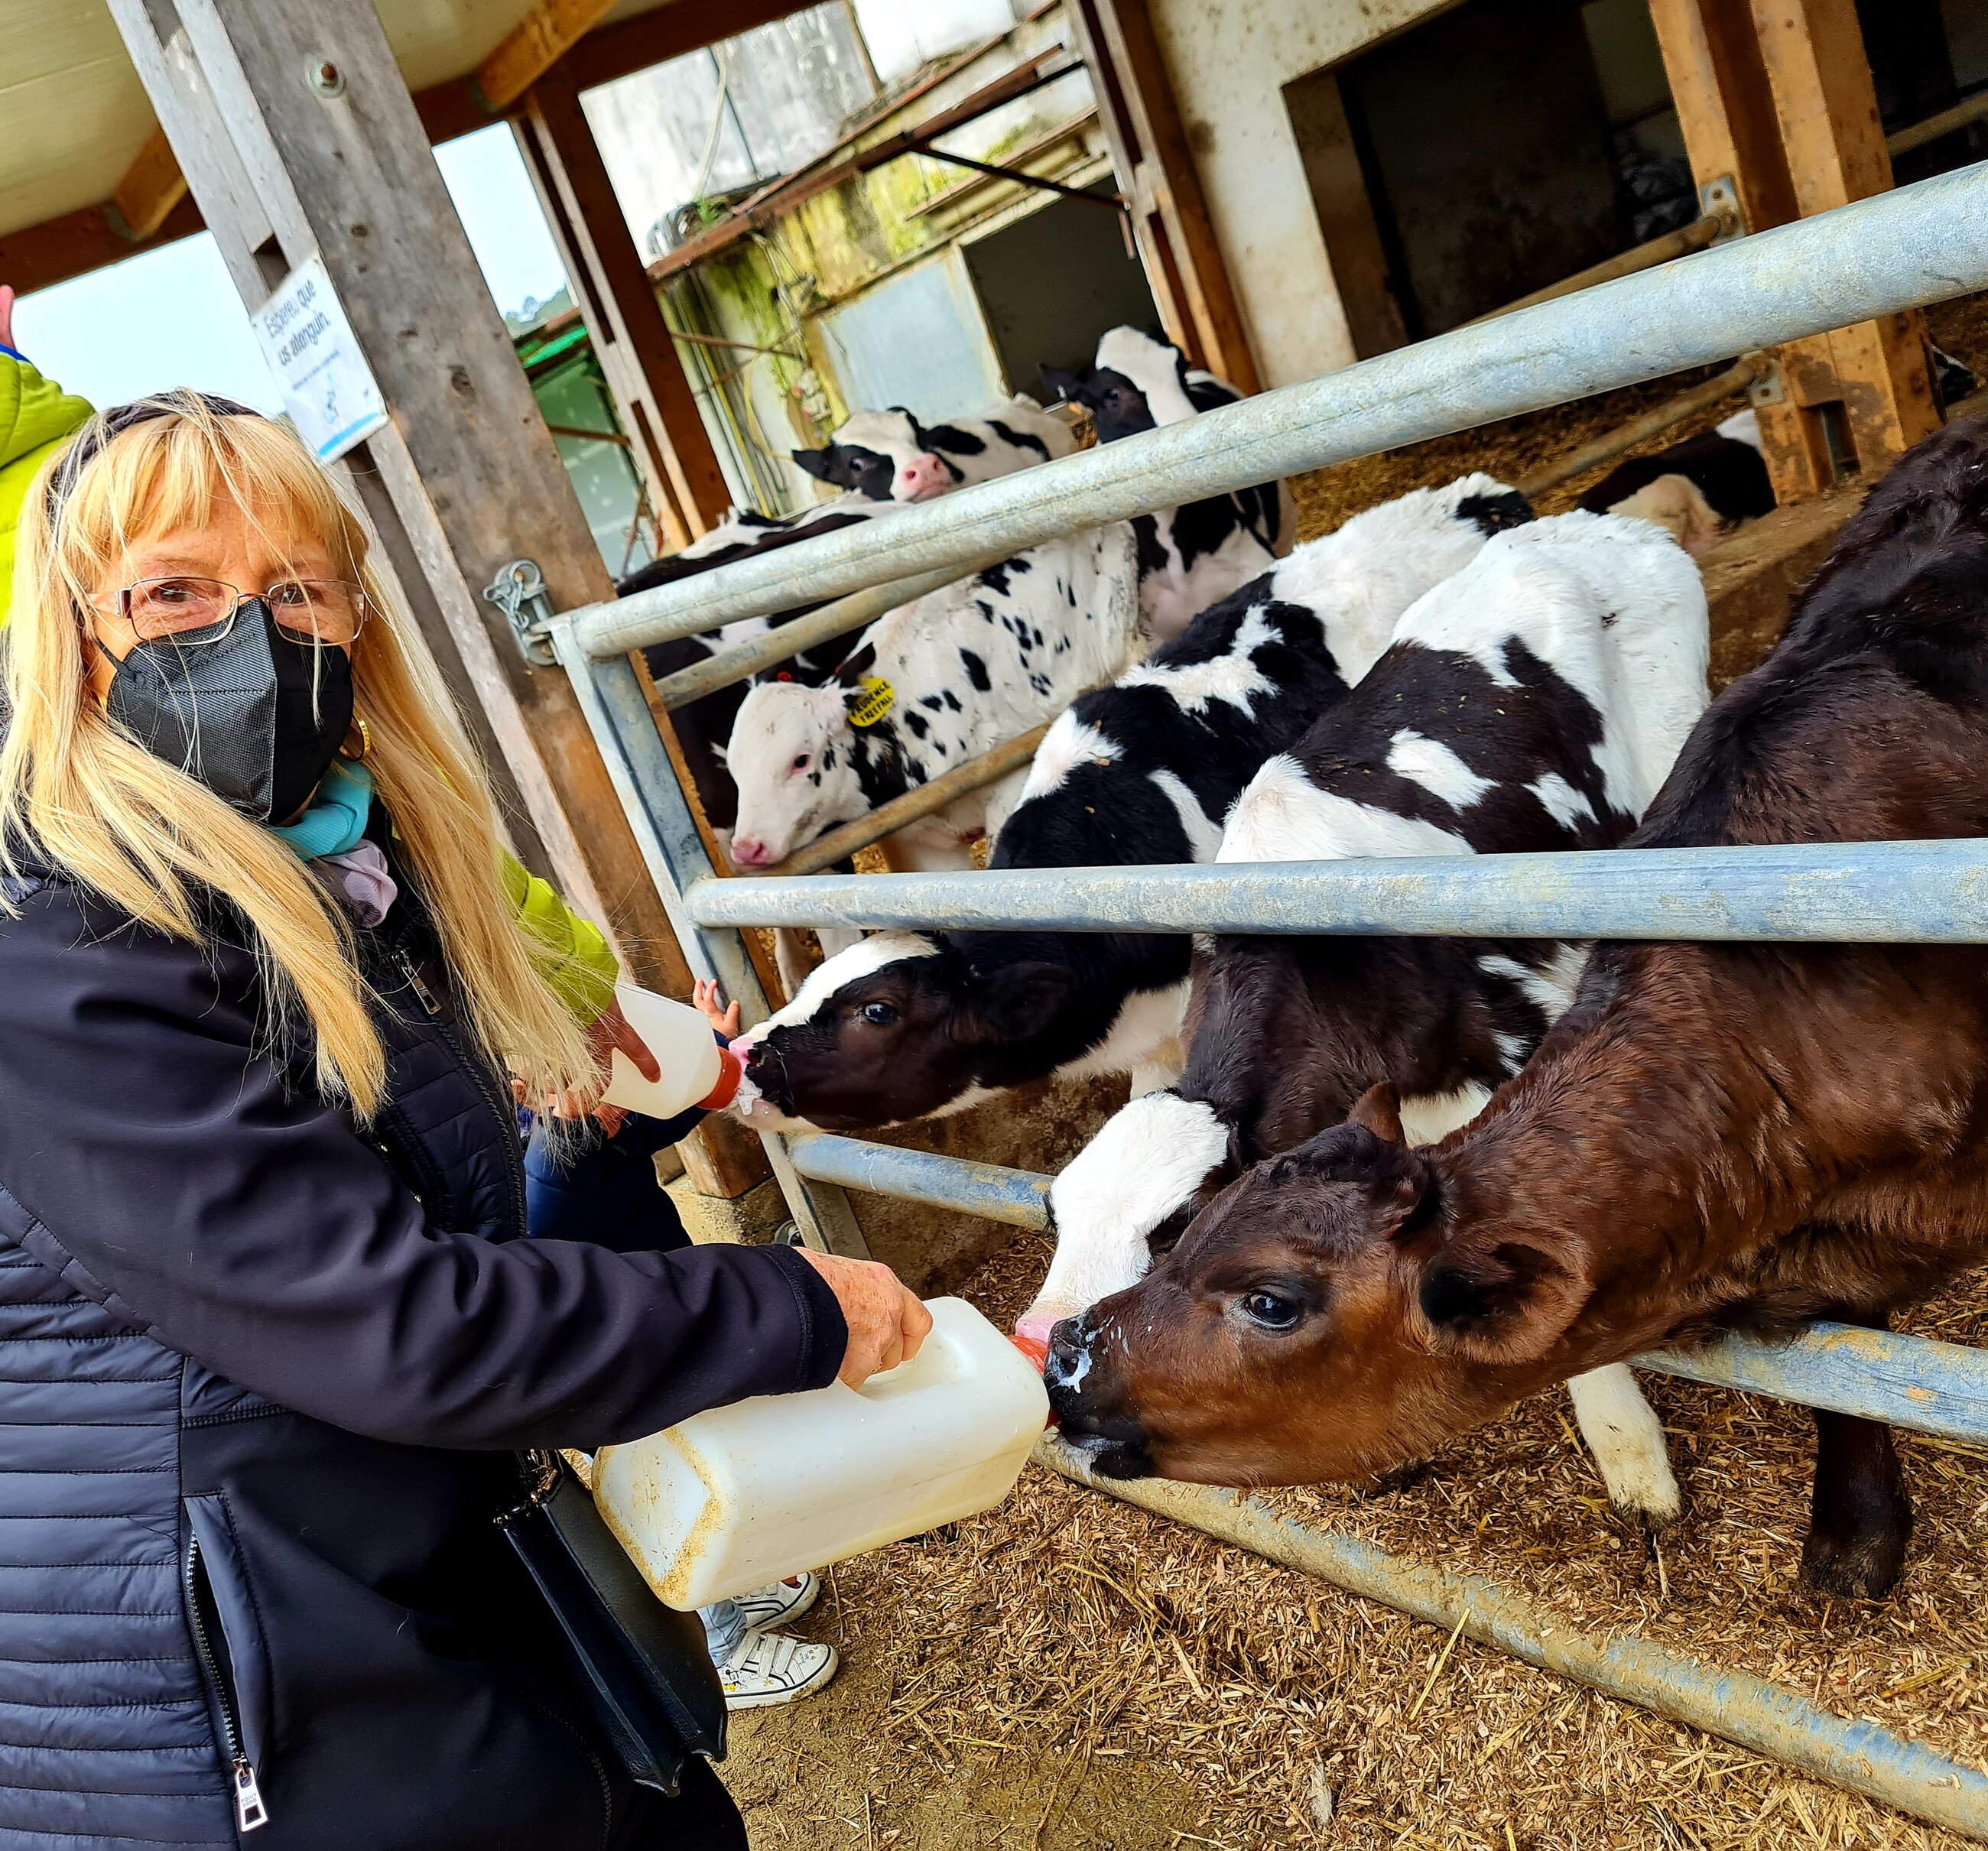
[496,1449,727,1795]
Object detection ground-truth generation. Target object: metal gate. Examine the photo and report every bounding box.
[547,162,1988,1835]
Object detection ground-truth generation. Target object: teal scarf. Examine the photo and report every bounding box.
[271,758,374,861]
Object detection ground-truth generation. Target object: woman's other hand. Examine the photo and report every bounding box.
[791,1250,932,1387]
[0,284,15,352]
[693,977,741,1039]
[534,996,659,1133]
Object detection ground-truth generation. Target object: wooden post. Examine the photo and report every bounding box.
[103,0,775,1199]
[1748,0,1941,482]
[514,65,735,552]
[1649,0,1939,500]
[1066,0,1259,393]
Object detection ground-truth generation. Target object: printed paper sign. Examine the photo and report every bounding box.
[252,255,389,462]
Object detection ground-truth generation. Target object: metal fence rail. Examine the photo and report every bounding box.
[573,160,1988,654]
[551,157,1988,1836]
[690,839,1988,941]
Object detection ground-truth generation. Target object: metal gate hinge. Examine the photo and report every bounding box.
[484,559,557,667]
[1747,355,1787,407]
[1701,176,1743,242]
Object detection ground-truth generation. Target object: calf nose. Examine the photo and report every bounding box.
[1044,1314,1093,1391]
[1013,1311,1057,1351]
[730,836,771,869]
[895,453,953,502]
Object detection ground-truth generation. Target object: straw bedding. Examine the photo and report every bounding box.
[723,1233,1985,1851]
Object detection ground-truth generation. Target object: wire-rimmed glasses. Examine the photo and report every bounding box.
[106,576,369,648]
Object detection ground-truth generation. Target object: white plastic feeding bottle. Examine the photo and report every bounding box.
[593,1298,1049,1609]
[600,983,743,1118]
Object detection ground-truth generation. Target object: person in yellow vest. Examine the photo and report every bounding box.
[0,285,96,628]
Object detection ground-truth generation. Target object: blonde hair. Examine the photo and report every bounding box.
[1,391,595,1119]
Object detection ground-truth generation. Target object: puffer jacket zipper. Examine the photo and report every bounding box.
[184,1533,269,1833]
[393,943,528,1240]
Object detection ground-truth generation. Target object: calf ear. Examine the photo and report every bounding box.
[1346,1083,1404,1146]
[1411,1228,1587,1364]
[1039,364,1085,405]
[970,961,1078,1042]
[792,446,840,485]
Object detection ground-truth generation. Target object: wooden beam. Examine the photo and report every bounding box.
[1649,0,1938,500]
[1649,0,1801,233]
[0,195,205,296]
[1064,0,1258,393]
[516,63,733,545]
[1749,0,1940,485]
[108,126,190,242]
[476,0,618,114]
[1752,0,1895,214]
[562,0,820,91]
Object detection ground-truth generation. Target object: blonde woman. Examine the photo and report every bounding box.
[0,393,928,1851]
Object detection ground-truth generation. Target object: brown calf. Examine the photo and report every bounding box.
[1048,420,1988,1598]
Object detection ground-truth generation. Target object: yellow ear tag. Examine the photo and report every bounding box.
[848,677,895,727]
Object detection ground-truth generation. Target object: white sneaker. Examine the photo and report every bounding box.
[718,1629,838,1710]
[732,1572,820,1633]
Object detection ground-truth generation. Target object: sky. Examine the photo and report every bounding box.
[11,126,570,415]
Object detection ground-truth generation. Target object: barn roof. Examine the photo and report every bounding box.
[0,0,686,253]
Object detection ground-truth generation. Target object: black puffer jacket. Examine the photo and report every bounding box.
[0,835,845,1850]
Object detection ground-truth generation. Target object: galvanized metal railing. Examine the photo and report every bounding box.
[551,159,1988,1836]
[569,161,1988,654]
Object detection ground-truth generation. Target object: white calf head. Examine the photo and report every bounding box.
[726,683,863,869]
[1018,1091,1231,1345]
[793,410,957,504]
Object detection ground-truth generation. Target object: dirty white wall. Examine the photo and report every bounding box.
[1145,0,1448,387]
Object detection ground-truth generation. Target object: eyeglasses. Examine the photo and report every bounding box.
[106,576,369,648]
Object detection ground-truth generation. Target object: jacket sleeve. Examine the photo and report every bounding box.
[0,883,846,1451]
[499,852,619,1023]
[0,353,95,630]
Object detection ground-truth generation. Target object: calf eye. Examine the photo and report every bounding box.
[1237,1291,1302,1332]
[859,1001,898,1026]
[791,753,810,772]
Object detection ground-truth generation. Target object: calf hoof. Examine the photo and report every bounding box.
[1804,1409,1912,1600]
[1613,1482,1684,1538]
[1801,1507,1912,1599]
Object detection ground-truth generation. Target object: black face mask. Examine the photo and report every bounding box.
[106,600,355,824]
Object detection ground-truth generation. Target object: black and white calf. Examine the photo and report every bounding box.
[726,524,1144,874]
[792,398,1075,503]
[1045,327,1296,641]
[1025,511,1710,1526]
[1577,409,1773,556]
[625,401,1073,831]
[726,476,1533,1132]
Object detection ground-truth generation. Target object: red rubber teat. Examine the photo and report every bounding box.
[1009,1333,1057,1428]
[698,1047,744,1112]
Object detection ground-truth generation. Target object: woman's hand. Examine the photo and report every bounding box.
[529,997,659,1134]
[693,977,741,1039]
[792,1249,933,1387]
